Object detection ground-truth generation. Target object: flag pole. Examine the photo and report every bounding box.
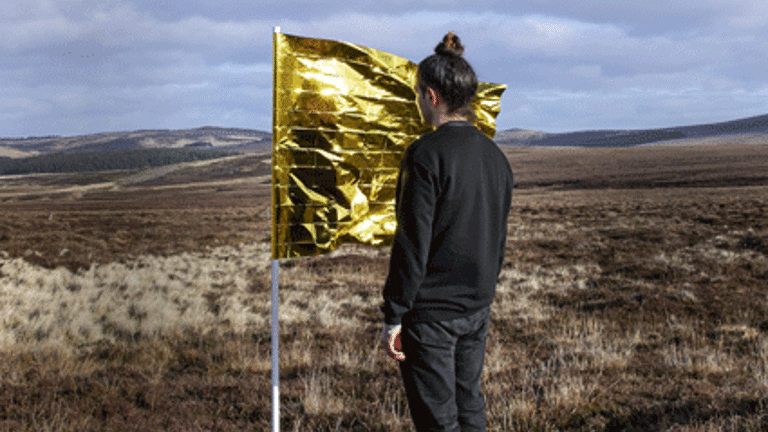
[271,25,281,432]
[271,257,279,432]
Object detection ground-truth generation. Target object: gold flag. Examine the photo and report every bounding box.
[272,32,506,259]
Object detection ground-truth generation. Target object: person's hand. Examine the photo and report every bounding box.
[381,325,405,361]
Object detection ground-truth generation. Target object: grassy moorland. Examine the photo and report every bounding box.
[0,144,767,431]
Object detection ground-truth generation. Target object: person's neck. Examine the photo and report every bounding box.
[430,112,468,128]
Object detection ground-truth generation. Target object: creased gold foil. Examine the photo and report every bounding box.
[272,32,506,259]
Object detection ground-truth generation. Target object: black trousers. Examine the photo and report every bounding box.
[399,306,490,432]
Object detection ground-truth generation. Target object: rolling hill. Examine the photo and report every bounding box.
[495,113,768,147]
[0,127,270,160]
[2,112,768,164]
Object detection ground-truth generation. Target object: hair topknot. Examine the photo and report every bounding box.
[434,31,465,57]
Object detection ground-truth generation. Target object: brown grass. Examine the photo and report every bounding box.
[1,143,767,431]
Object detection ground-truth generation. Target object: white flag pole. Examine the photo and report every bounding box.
[271,25,281,432]
[271,258,279,432]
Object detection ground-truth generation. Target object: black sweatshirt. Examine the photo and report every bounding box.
[381,121,514,325]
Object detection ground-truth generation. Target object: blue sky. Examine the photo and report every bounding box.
[2,0,767,137]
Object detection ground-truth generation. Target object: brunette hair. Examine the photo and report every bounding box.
[416,31,478,121]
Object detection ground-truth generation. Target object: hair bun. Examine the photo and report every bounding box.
[434,31,465,57]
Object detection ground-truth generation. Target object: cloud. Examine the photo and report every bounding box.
[1,1,767,136]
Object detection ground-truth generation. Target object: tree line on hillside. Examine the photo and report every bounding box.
[0,148,233,175]
[0,135,62,142]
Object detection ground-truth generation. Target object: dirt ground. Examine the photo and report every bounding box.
[0,154,272,272]
[1,145,767,431]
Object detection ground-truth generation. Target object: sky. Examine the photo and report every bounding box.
[2,0,768,138]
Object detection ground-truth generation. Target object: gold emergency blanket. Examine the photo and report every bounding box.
[272,32,506,259]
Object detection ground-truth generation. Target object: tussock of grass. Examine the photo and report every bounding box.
[0,242,272,349]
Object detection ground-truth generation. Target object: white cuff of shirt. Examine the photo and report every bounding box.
[380,323,402,342]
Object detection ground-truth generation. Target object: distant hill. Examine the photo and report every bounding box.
[0,127,271,159]
[495,113,768,147]
[2,113,768,160]
[0,148,234,176]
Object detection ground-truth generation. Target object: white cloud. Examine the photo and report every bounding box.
[0,16,75,52]
[216,62,271,75]
[569,65,602,78]
[1,1,767,136]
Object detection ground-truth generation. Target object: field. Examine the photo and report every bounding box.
[1,143,768,431]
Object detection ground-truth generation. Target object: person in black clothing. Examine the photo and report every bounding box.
[380,32,514,432]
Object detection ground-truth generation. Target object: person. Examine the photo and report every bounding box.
[380,31,514,432]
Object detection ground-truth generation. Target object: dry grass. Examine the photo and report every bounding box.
[1,143,767,430]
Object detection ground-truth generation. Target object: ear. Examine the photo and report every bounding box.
[426,87,441,107]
